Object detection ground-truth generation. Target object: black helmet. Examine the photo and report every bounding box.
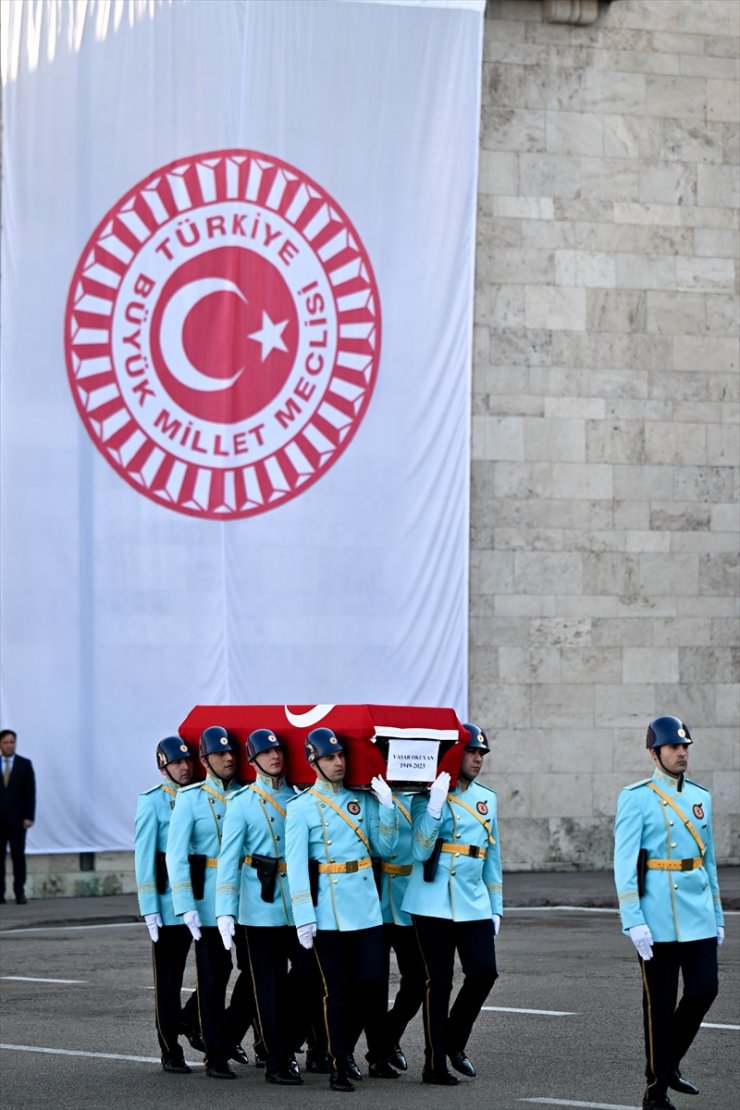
[646,715,692,750]
[246,728,284,762]
[463,723,490,753]
[156,735,193,770]
[199,725,236,758]
[305,727,344,762]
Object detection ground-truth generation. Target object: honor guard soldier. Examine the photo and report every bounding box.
[284,726,400,1092]
[376,790,425,1073]
[166,725,253,1078]
[402,723,502,1086]
[215,728,303,1086]
[134,736,201,1073]
[614,716,725,1110]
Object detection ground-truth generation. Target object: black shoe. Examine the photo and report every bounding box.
[367,1059,399,1079]
[229,1042,249,1066]
[266,1067,304,1085]
[669,1071,699,1096]
[180,1025,205,1054]
[306,1049,332,1073]
[422,1068,459,1086]
[288,1056,301,1079]
[15,895,27,905]
[162,1057,191,1074]
[330,1071,355,1092]
[643,1093,677,1110]
[388,1043,407,1071]
[346,1056,362,1081]
[253,1043,267,1067]
[448,1048,475,1077]
[205,1061,236,1079]
[0,895,6,904]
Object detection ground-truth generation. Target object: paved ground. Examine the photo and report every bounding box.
[1,870,738,1110]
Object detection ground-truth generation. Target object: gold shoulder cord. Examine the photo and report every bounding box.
[647,782,705,856]
[308,789,371,852]
[447,794,496,846]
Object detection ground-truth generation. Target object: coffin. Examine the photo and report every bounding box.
[179,703,467,791]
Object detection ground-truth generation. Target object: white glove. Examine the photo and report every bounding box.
[427,771,450,819]
[297,922,317,950]
[217,915,235,951]
[492,914,501,937]
[144,913,162,942]
[371,775,393,808]
[717,926,725,946]
[183,909,202,941]
[629,924,653,961]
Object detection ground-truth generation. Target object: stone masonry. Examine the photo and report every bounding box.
[472,0,739,868]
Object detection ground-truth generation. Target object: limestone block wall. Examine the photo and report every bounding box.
[472,0,739,869]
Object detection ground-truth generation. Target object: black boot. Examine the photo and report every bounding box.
[669,1071,699,1096]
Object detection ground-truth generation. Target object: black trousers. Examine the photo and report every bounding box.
[151,925,193,1061]
[246,924,302,1072]
[384,922,425,1048]
[413,914,497,1075]
[0,820,27,899]
[639,938,718,1098]
[193,926,254,1065]
[313,925,387,1072]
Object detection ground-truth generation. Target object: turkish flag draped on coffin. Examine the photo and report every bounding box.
[0,0,485,852]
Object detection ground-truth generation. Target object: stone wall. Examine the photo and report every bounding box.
[472,0,739,868]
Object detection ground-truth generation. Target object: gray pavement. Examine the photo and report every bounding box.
[1,871,738,1110]
[2,866,738,928]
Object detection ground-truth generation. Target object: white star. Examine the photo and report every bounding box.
[247,311,289,362]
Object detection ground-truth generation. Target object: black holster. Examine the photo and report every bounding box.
[250,854,279,904]
[308,858,320,906]
[188,853,206,901]
[637,848,648,897]
[423,838,444,882]
[371,857,383,897]
[155,850,168,895]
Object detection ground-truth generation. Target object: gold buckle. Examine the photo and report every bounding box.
[345,860,359,874]
[681,858,694,871]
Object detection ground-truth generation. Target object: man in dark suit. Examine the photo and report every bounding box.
[0,729,36,904]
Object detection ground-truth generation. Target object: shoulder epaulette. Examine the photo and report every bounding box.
[179,781,202,793]
[229,784,251,799]
[139,784,161,796]
[475,783,496,797]
[624,778,651,791]
[684,778,709,793]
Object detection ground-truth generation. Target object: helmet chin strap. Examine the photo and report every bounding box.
[655,748,684,791]
[204,753,234,787]
[254,754,283,784]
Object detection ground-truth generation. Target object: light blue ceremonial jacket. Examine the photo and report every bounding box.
[134,781,183,927]
[166,774,243,925]
[285,779,398,931]
[402,781,503,923]
[380,793,415,927]
[215,774,295,927]
[614,768,724,943]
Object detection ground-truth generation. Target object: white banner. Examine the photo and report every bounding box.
[0,0,483,852]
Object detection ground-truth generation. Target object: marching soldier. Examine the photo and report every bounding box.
[402,723,502,1086]
[284,726,400,1092]
[614,715,725,1110]
[215,728,303,1086]
[166,725,253,1079]
[376,790,425,1073]
[134,736,200,1073]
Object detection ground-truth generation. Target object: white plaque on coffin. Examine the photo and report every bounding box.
[385,739,440,783]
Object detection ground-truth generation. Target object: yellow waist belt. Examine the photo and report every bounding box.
[441,843,487,859]
[647,857,702,872]
[205,858,218,867]
[318,857,372,874]
[244,855,287,873]
[381,862,412,876]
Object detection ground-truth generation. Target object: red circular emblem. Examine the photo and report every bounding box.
[693,804,704,820]
[347,800,361,816]
[476,801,489,816]
[64,150,381,519]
